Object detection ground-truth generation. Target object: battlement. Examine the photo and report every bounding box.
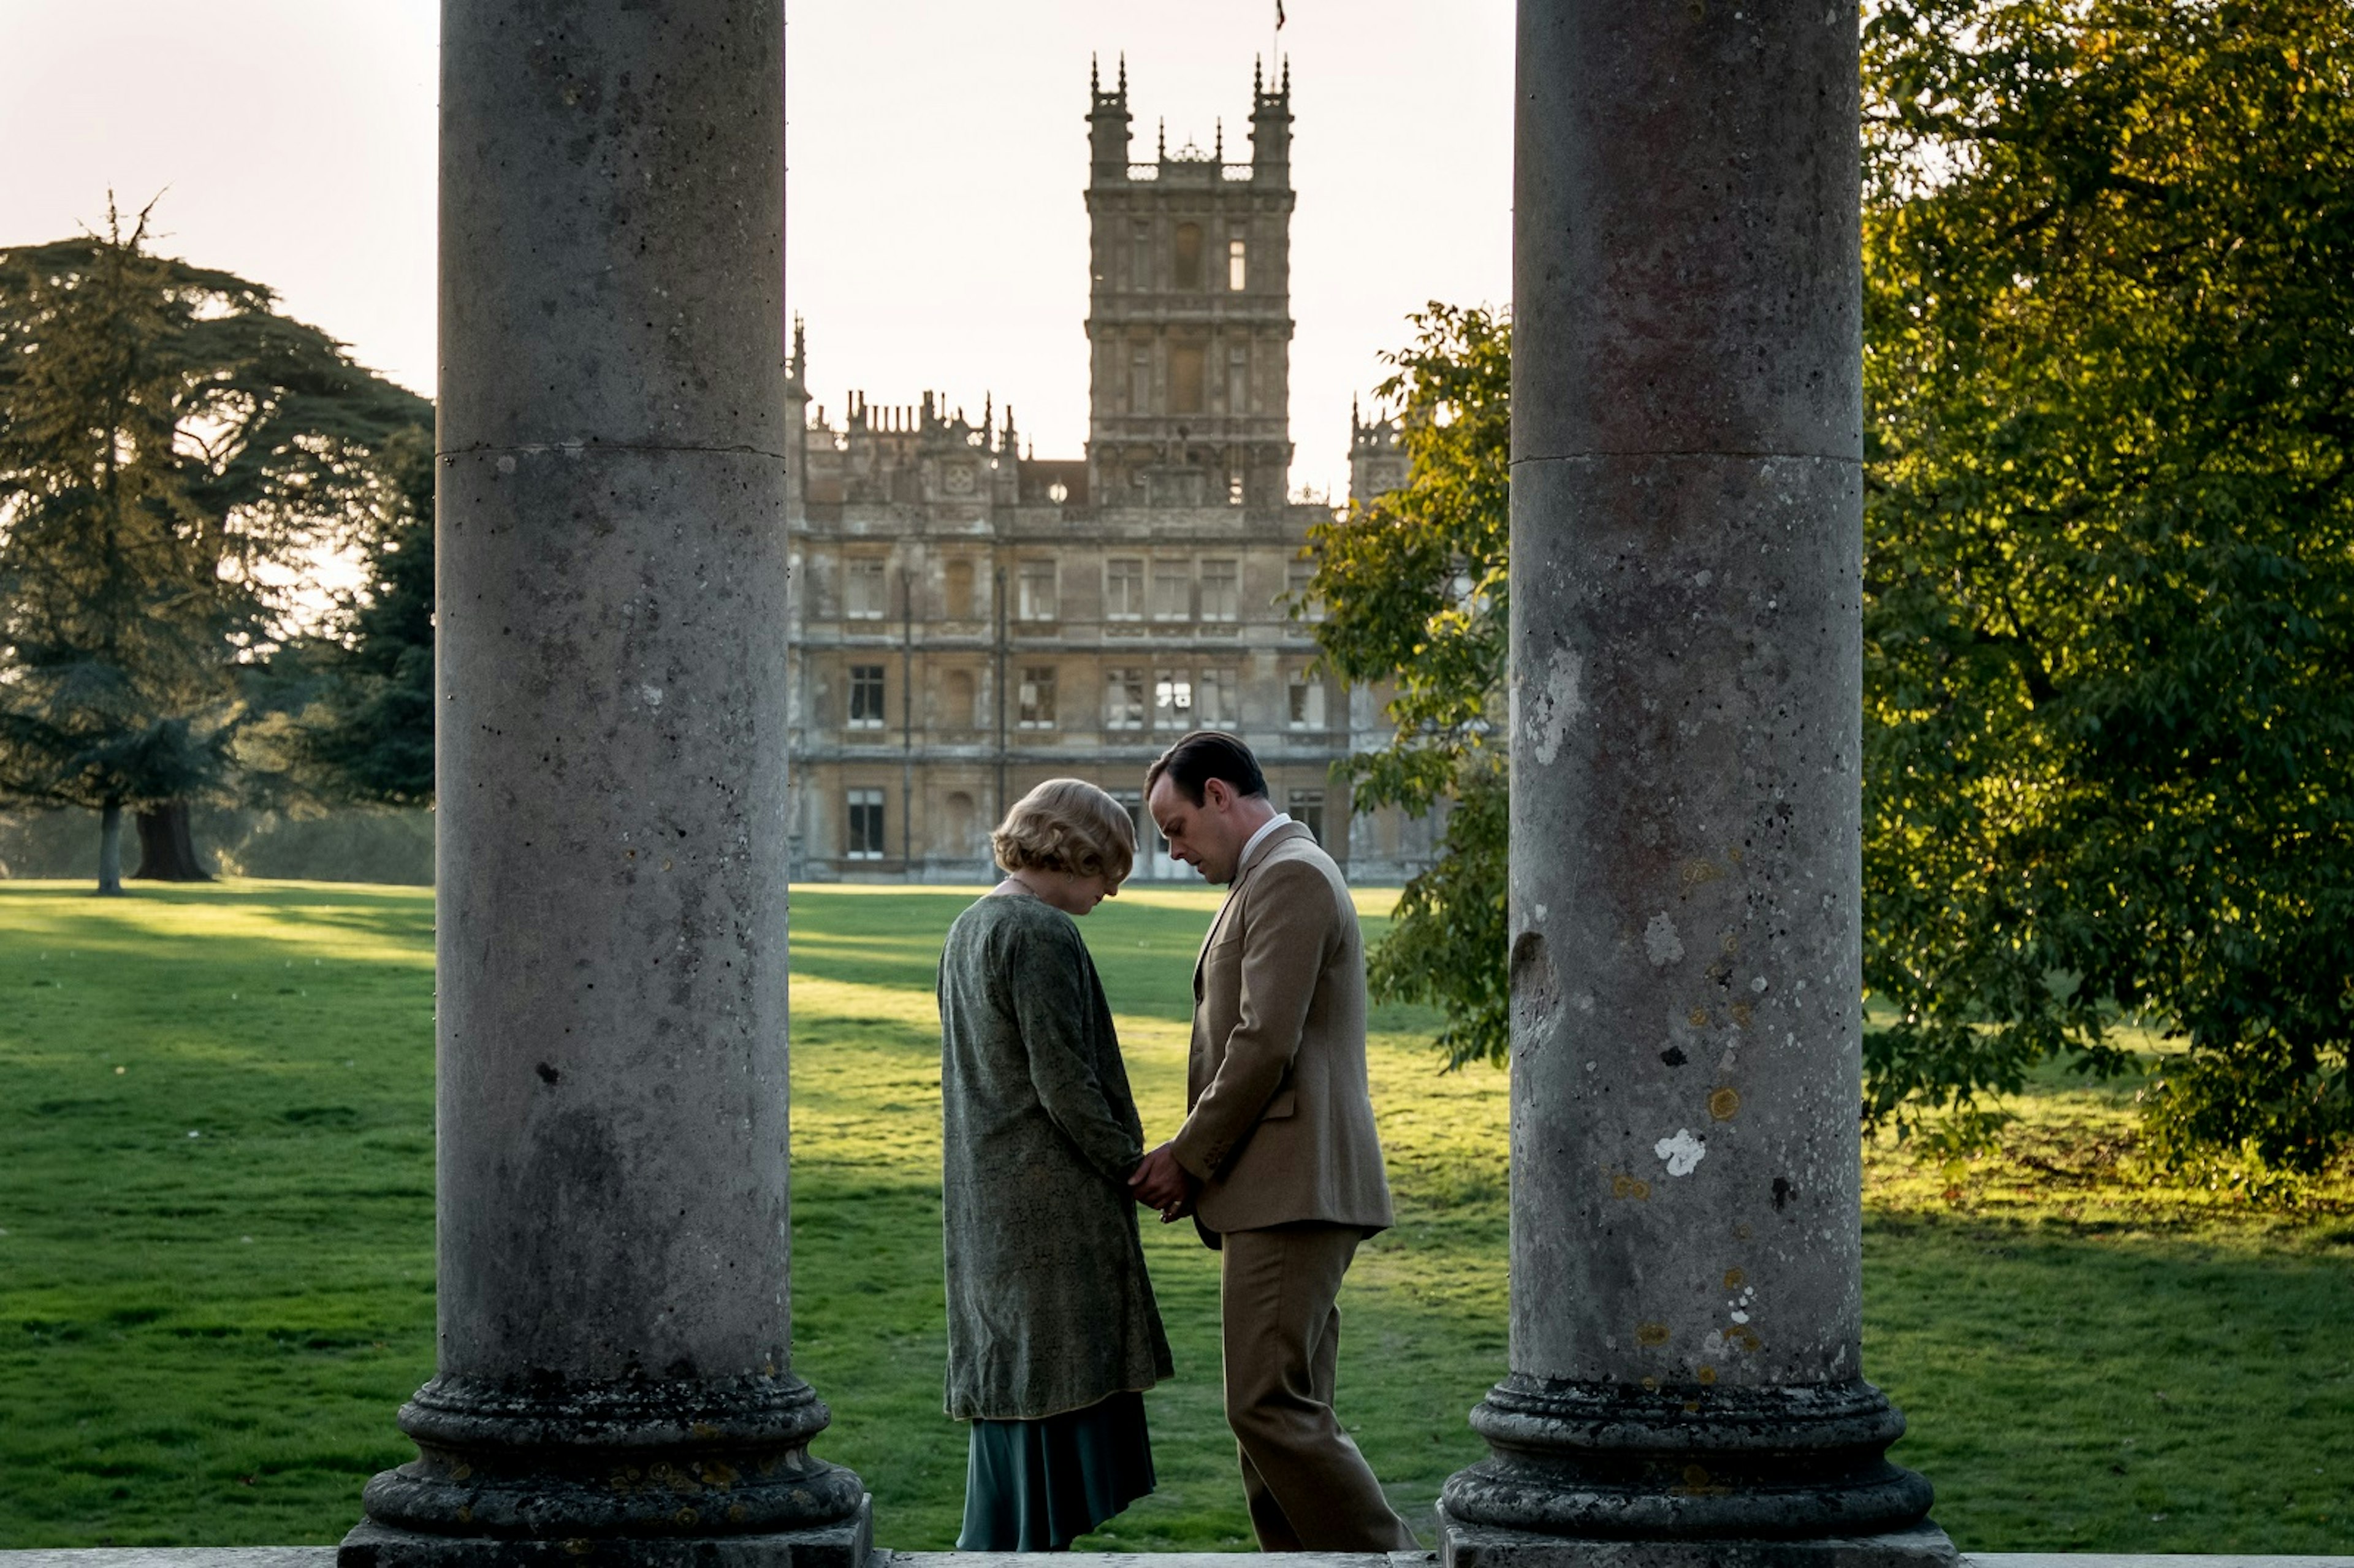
[1350,397,1405,452]
[1089,55,1290,189]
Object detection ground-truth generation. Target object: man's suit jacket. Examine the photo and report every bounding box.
[1168,820,1395,1240]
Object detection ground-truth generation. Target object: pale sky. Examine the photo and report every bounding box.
[1,1,1512,502]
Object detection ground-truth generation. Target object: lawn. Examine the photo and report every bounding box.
[0,880,2348,1553]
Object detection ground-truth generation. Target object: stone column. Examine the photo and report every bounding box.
[1438,6,1948,1567]
[340,4,867,1566]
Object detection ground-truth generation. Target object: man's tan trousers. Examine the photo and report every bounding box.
[1219,1222,1420,1551]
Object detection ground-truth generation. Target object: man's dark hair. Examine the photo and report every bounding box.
[1146,730,1269,806]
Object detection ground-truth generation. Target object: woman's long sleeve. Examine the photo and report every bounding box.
[1009,924,1144,1184]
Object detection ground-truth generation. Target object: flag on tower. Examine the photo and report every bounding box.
[1276,1,1286,28]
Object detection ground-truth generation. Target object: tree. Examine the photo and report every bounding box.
[276,423,436,807]
[1309,1,2354,1178]
[0,205,431,887]
[0,208,238,891]
[1303,304,1511,1066]
[1862,0,2354,1174]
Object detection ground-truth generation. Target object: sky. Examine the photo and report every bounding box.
[0,1,1514,502]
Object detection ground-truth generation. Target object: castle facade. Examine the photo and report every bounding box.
[784,60,1424,881]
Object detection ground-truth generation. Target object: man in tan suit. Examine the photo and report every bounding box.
[1130,732,1419,1553]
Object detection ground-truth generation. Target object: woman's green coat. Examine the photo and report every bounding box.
[937,891,1173,1420]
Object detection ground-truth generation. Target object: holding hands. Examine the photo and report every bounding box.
[1129,1142,1197,1223]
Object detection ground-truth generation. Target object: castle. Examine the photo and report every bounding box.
[783,58,1425,881]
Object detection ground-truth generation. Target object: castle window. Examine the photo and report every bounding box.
[1106,557,1145,620]
[847,664,886,729]
[1170,346,1205,414]
[1287,561,1325,622]
[945,558,975,620]
[1016,560,1057,622]
[1228,235,1247,291]
[1113,788,1158,862]
[1129,347,1152,414]
[845,789,886,860]
[946,669,977,732]
[1287,672,1328,729]
[1151,560,1192,621]
[1288,788,1326,845]
[1104,667,1148,730]
[1017,666,1058,729]
[1200,559,1239,622]
[1197,667,1235,727]
[1226,345,1250,413]
[1173,223,1203,289]
[845,558,888,620]
[945,791,979,858]
[1131,221,1151,289]
[1154,669,1194,729]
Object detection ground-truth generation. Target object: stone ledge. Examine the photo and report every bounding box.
[0,1544,2344,1553]
[0,1553,339,1568]
[1972,1561,2354,1568]
[878,1557,1437,1568]
[1441,1523,1960,1568]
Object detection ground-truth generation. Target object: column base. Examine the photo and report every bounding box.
[1441,1517,1957,1568]
[1441,1377,1935,1542]
[344,1372,867,1562]
[338,1494,872,1568]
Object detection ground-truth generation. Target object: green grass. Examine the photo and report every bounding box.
[1,880,2348,1552]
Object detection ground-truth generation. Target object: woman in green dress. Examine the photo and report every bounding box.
[937,778,1174,1551]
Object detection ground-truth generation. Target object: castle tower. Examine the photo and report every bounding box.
[785,315,810,518]
[1083,56,1295,511]
[1348,395,1408,508]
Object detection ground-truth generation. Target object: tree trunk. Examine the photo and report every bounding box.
[96,799,124,896]
[132,799,212,881]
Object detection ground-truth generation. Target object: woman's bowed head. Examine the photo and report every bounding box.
[992,777,1135,915]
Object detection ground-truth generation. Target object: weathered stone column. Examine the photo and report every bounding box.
[1439,6,1947,1567]
[341,4,867,1566]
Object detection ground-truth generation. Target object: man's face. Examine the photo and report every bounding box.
[1148,774,1249,885]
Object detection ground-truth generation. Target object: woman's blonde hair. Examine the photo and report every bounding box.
[992,778,1137,885]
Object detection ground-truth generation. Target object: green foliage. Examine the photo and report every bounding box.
[278,427,436,806]
[1364,764,1507,1069]
[0,205,432,853]
[1311,7,2354,1173]
[1303,303,1512,1065]
[0,209,243,819]
[1860,0,2354,1171]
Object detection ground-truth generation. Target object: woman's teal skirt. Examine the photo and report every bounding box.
[956,1388,1156,1551]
